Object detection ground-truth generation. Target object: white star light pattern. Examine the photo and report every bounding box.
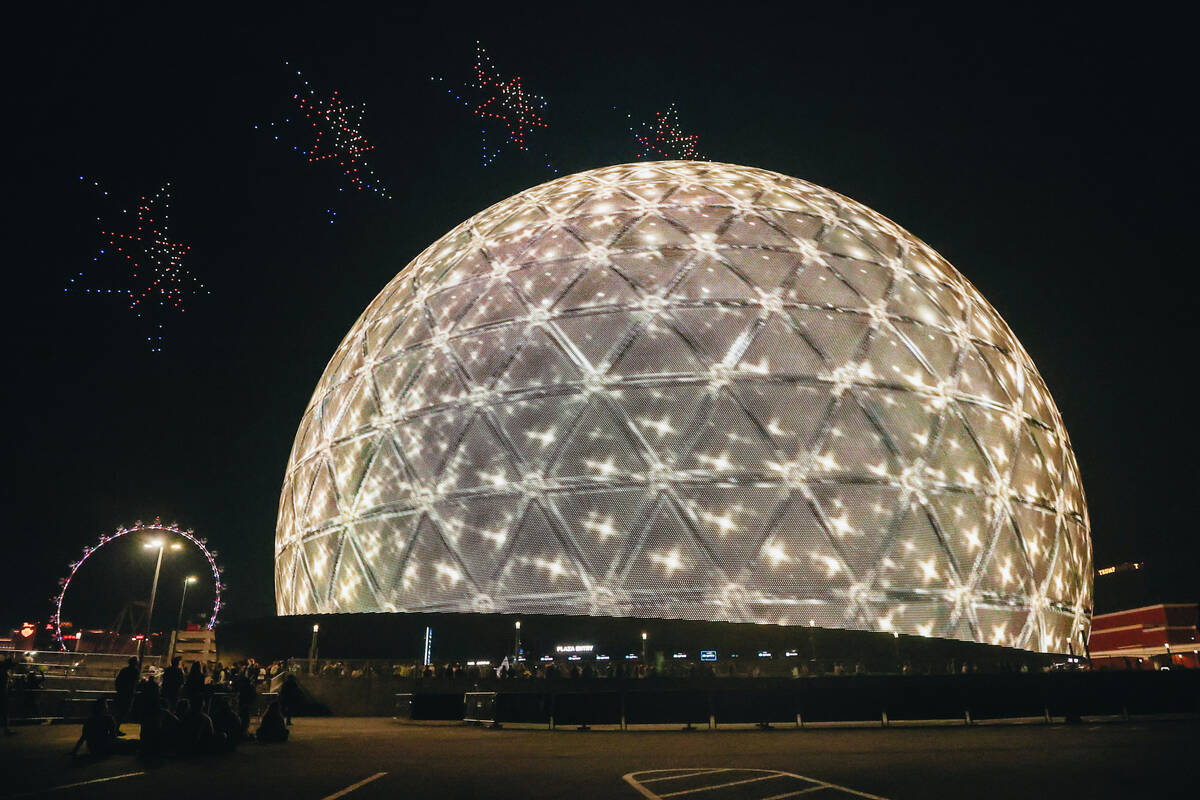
[275,161,1092,655]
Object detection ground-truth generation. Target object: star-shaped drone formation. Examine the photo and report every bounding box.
[68,178,208,353]
[258,64,392,218]
[628,104,702,160]
[433,43,557,171]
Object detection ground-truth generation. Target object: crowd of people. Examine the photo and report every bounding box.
[311,656,1041,683]
[67,655,304,759]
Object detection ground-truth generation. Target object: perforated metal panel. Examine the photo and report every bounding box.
[276,161,1091,654]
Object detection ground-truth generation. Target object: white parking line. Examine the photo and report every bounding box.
[320,772,388,800]
[797,775,890,800]
[761,787,828,799]
[7,771,145,798]
[659,773,786,796]
[624,769,890,800]
[640,770,733,783]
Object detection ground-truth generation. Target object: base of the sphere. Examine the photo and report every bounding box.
[217,610,1063,673]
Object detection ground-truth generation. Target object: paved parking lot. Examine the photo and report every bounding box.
[1,717,1193,799]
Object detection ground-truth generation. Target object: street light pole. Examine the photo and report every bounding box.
[514,620,521,662]
[641,631,647,661]
[168,576,197,662]
[138,539,181,673]
[309,624,320,674]
[139,542,165,671]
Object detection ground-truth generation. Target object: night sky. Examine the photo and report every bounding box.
[4,3,1195,632]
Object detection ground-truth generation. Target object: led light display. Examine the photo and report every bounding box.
[276,161,1092,654]
[54,518,224,650]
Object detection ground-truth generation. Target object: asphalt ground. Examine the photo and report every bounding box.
[0,717,1193,799]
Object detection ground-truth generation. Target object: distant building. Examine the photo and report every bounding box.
[1093,561,1147,613]
[1088,603,1198,670]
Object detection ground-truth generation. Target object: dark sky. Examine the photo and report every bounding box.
[4,3,1195,632]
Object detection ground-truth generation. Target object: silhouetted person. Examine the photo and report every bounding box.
[70,698,132,756]
[256,701,289,743]
[133,676,160,722]
[1,654,15,736]
[162,656,185,706]
[184,661,206,712]
[279,674,303,725]
[209,696,241,751]
[139,698,179,759]
[176,698,217,754]
[234,673,256,737]
[113,657,139,732]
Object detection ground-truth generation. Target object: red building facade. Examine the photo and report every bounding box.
[1088,603,1198,670]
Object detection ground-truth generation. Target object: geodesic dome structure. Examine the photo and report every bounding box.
[276,161,1092,654]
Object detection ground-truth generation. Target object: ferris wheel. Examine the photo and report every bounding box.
[50,517,225,651]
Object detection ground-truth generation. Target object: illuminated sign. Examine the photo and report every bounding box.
[700,650,717,662]
[1097,561,1144,577]
[555,644,594,653]
[672,652,688,659]
[785,650,799,657]
[624,654,638,660]
[757,651,772,658]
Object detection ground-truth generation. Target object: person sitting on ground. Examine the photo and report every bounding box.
[176,698,219,754]
[70,698,132,757]
[255,701,289,743]
[209,696,241,752]
[139,697,179,759]
[133,675,160,722]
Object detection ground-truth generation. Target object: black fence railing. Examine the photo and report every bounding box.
[393,670,1200,728]
[7,688,278,723]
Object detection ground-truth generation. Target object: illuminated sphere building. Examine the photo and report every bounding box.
[276,161,1092,654]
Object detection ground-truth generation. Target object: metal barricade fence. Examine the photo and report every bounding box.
[463,692,497,724]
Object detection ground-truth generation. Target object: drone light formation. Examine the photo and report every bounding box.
[69,178,207,352]
[432,43,556,171]
[276,161,1091,655]
[258,64,392,210]
[628,104,702,161]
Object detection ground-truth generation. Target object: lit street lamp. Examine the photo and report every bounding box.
[309,623,320,674]
[514,620,521,661]
[139,539,182,671]
[641,631,647,661]
[168,576,198,662]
